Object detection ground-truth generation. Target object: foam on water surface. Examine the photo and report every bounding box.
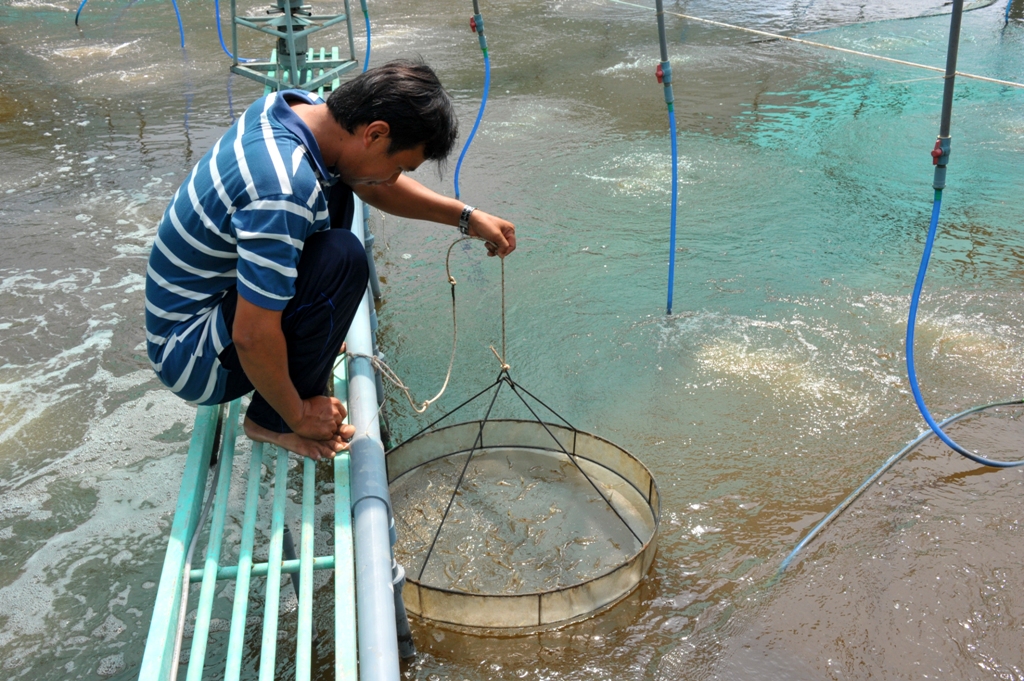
[0,389,197,673]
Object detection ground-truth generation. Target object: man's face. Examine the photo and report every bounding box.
[336,128,427,187]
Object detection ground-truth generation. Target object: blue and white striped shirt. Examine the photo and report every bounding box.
[145,90,337,404]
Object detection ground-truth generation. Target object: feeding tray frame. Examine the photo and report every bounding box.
[385,371,660,632]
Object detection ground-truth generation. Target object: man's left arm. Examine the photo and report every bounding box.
[354,176,516,257]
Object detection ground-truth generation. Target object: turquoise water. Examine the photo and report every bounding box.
[1,0,1023,678]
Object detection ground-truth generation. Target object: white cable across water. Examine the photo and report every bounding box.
[602,0,1024,90]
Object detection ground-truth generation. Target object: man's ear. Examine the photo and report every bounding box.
[362,120,391,147]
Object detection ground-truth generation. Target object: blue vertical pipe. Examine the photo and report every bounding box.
[361,0,371,71]
[655,0,678,315]
[170,0,184,48]
[454,0,490,200]
[216,0,253,62]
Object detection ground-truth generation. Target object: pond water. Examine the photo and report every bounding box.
[1,0,1023,678]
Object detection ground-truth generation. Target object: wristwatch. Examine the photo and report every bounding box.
[459,204,476,236]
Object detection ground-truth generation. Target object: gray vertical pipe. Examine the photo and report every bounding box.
[655,0,669,63]
[347,196,401,681]
[230,0,239,67]
[932,0,964,191]
[391,561,416,659]
[939,0,964,139]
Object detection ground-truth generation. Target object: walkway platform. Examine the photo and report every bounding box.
[139,198,407,680]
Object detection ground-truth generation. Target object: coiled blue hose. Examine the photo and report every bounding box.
[906,191,1024,468]
[780,194,1024,575]
[75,0,185,49]
[453,31,489,200]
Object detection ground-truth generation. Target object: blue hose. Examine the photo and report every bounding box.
[777,0,1023,584]
[666,106,678,315]
[653,0,678,314]
[76,0,183,48]
[1006,0,1013,24]
[454,47,490,200]
[169,0,185,48]
[215,0,254,62]
[362,5,371,72]
[905,191,1024,468]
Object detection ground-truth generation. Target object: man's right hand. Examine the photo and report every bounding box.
[467,209,516,258]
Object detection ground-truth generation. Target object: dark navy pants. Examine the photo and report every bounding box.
[218,224,369,433]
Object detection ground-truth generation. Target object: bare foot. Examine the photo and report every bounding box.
[244,416,346,461]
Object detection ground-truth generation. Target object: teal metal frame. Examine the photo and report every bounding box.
[139,367,359,680]
[230,0,359,92]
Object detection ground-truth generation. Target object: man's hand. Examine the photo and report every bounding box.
[292,395,346,441]
[354,176,517,257]
[468,210,516,257]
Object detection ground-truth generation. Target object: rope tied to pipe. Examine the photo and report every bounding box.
[347,236,509,414]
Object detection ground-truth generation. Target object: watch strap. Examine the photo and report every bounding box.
[459,204,476,235]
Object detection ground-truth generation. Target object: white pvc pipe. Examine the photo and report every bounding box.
[347,197,401,681]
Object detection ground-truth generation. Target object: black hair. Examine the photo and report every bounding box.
[326,60,458,163]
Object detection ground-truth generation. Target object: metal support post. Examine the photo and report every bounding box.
[392,561,416,659]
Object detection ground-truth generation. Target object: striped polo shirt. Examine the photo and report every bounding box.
[145,90,336,405]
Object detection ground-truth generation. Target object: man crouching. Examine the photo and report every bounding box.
[144,60,516,460]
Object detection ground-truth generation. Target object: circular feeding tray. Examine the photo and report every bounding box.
[387,419,660,632]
